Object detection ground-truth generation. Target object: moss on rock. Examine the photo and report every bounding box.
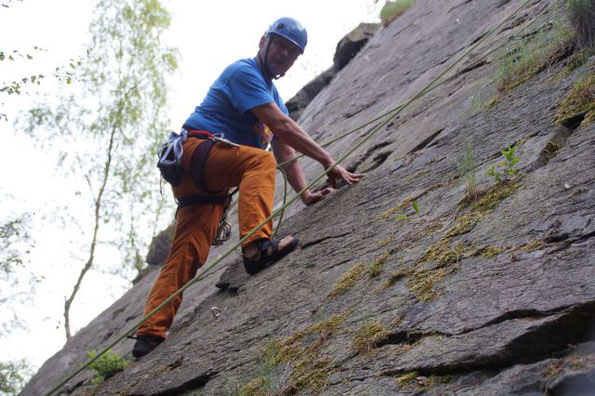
[555,72,595,126]
[240,311,353,395]
[377,196,415,221]
[329,263,367,298]
[351,321,389,354]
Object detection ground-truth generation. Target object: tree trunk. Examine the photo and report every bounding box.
[63,125,117,340]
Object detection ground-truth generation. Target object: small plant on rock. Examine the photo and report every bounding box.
[487,145,519,183]
[380,0,416,27]
[456,145,478,201]
[87,350,128,385]
[396,201,421,221]
[568,0,595,49]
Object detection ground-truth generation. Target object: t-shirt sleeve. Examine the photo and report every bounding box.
[277,98,289,116]
[227,66,275,114]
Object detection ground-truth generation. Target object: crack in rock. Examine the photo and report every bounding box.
[408,128,444,154]
[347,141,393,173]
[457,59,489,76]
[343,97,379,119]
[379,305,595,378]
[133,371,214,396]
[301,231,351,250]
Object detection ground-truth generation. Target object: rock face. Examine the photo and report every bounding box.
[286,23,380,121]
[144,224,175,268]
[333,22,380,70]
[24,0,595,395]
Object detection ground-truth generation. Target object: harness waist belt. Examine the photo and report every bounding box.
[177,195,227,208]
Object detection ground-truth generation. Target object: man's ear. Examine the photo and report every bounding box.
[258,34,267,50]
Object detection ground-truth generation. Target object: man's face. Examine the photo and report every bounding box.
[260,34,301,77]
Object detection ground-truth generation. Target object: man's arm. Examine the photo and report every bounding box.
[270,137,332,205]
[252,102,363,189]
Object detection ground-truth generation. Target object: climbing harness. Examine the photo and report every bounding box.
[46,1,534,394]
[158,129,237,246]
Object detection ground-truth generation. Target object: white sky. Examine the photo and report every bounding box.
[0,0,383,372]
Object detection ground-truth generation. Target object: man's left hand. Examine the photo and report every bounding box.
[327,165,364,189]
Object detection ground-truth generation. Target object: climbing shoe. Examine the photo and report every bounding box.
[130,335,164,358]
[243,236,299,275]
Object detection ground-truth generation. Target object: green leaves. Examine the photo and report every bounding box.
[0,360,31,395]
[412,200,420,216]
[395,201,421,221]
[487,165,501,181]
[488,145,520,182]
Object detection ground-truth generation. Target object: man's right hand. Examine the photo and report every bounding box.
[301,187,333,206]
[326,164,364,188]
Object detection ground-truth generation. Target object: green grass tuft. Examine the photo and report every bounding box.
[380,0,417,27]
[87,350,128,385]
[494,18,574,94]
[456,145,478,201]
[239,310,353,394]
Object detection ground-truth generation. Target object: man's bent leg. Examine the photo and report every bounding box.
[203,144,276,248]
[136,203,223,340]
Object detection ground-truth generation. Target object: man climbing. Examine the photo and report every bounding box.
[132,17,363,358]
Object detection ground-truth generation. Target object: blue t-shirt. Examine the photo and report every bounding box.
[183,58,288,149]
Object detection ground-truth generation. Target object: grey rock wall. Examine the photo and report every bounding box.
[23,0,595,395]
[286,22,380,121]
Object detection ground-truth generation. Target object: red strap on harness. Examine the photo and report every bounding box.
[187,130,214,139]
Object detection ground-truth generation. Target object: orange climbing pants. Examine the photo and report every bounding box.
[137,137,276,339]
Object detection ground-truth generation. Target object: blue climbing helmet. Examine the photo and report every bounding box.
[267,17,308,54]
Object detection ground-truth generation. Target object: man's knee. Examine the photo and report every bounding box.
[252,150,276,171]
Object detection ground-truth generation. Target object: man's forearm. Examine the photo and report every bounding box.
[280,157,309,195]
[274,117,334,168]
[252,103,334,168]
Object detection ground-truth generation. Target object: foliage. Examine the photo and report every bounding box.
[0,216,29,274]
[397,201,420,220]
[0,0,23,8]
[21,0,178,339]
[380,0,416,27]
[0,213,36,338]
[487,145,519,182]
[456,145,477,201]
[0,46,81,122]
[0,360,31,395]
[87,350,128,385]
[568,0,595,48]
[412,200,420,216]
[494,18,573,94]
